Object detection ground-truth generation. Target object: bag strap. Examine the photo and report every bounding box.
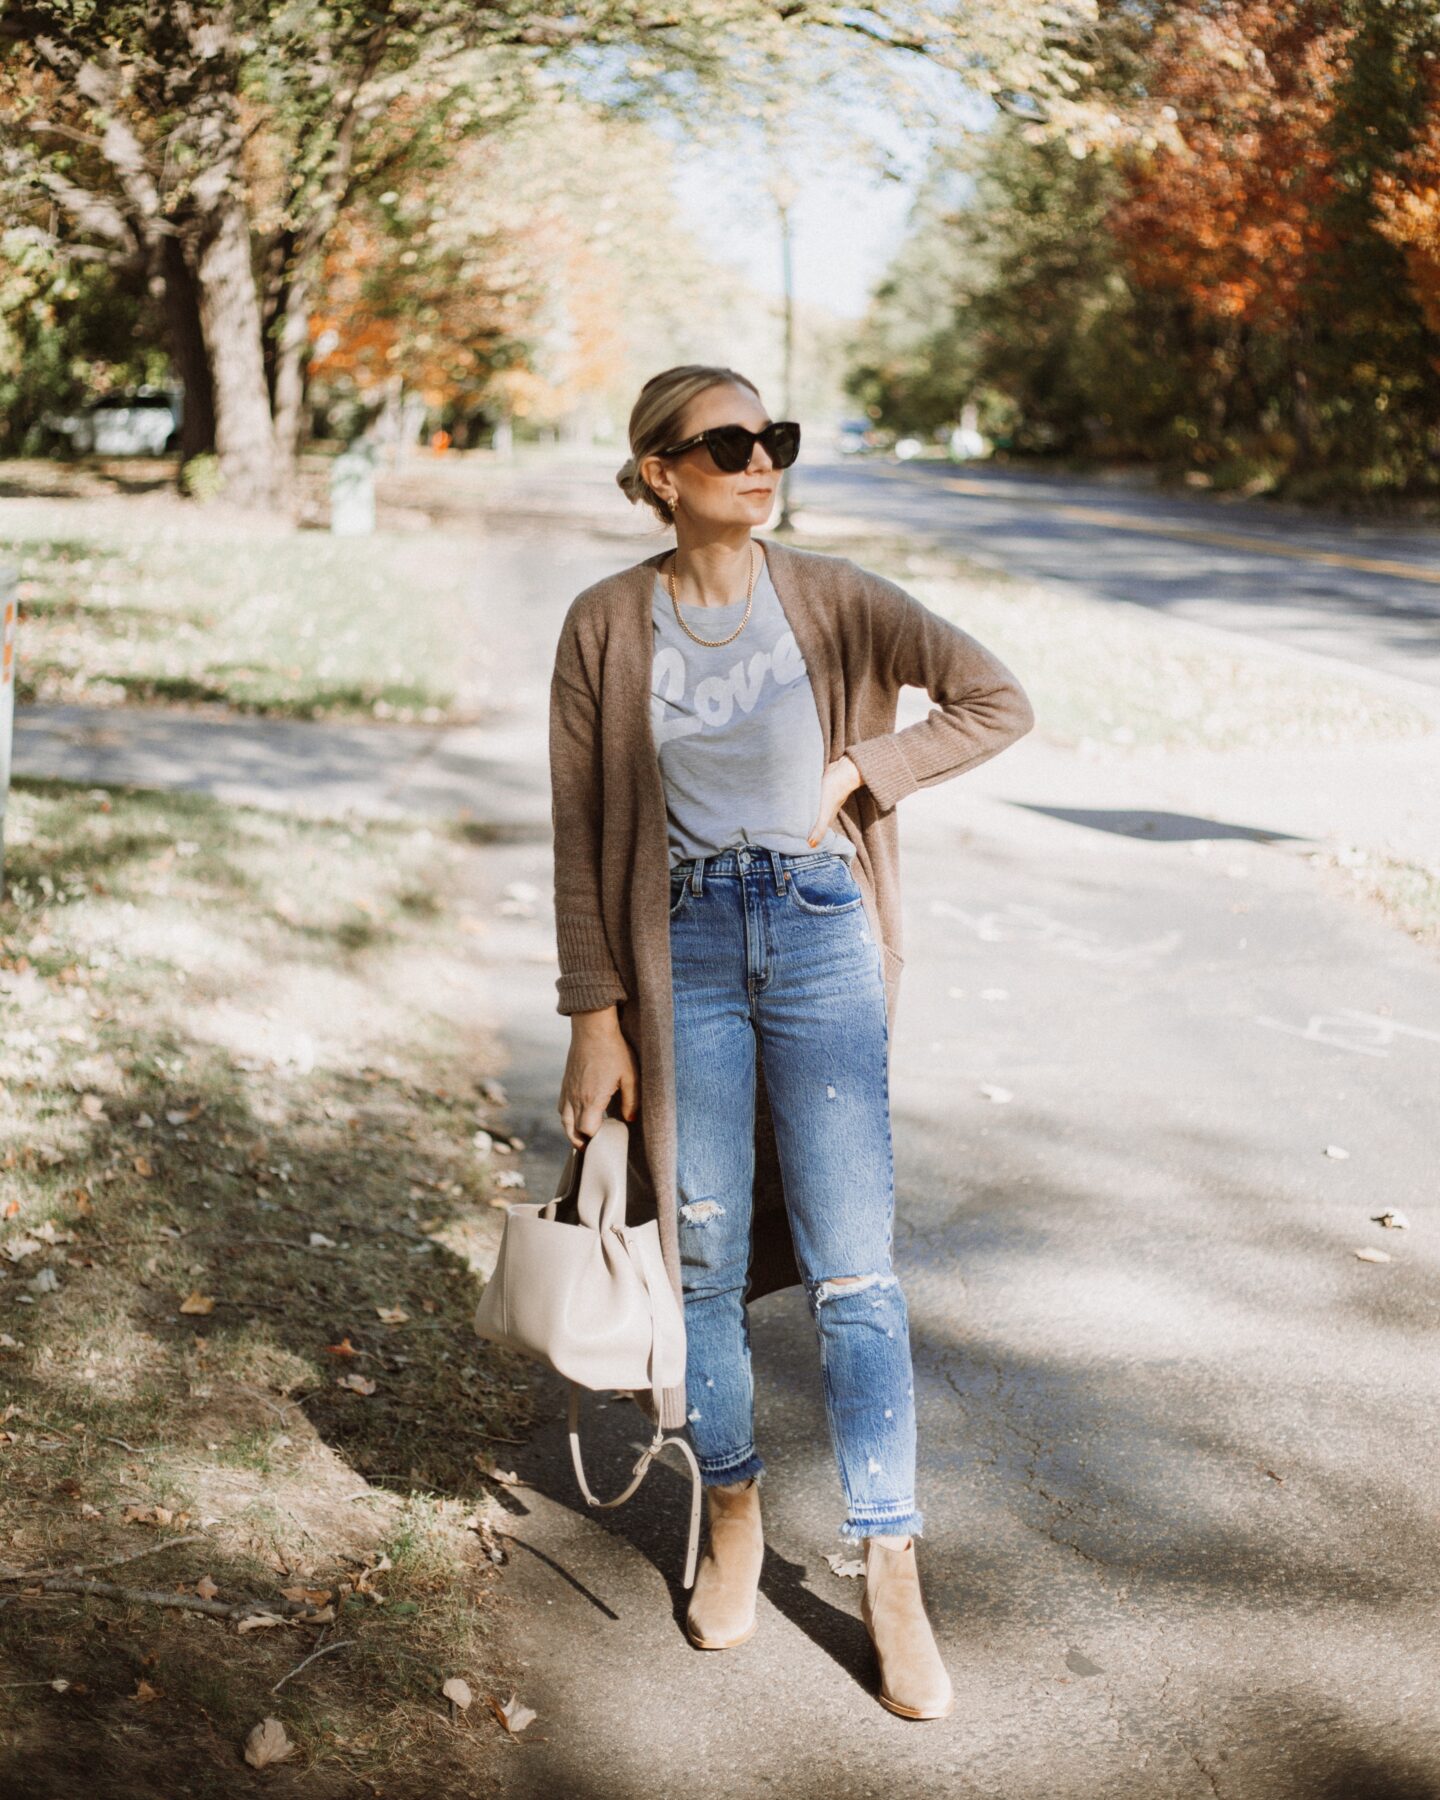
[567,1383,703,1589]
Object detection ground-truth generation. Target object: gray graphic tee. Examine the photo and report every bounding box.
[650,555,856,870]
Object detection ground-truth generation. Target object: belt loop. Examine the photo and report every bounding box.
[690,855,705,896]
[768,846,786,892]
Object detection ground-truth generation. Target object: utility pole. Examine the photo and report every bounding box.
[770,170,799,533]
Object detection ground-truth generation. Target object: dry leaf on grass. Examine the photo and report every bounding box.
[336,1373,377,1396]
[123,1504,178,1527]
[243,1717,296,1768]
[133,1156,155,1178]
[236,1612,287,1634]
[279,1586,334,1607]
[178,1290,215,1316]
[487,1691,537,1736]
[132,1679,162,1704]
[79,1093,105,1120]
[1353,1247,1392,1264]
[308,1232,336,1249]
[375,1306,409,1325]
[194,1575,219,1600]
[326,1336,360,1358]
[442,1677,474,1711]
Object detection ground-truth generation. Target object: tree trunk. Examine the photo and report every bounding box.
[269,265,313,488]
[194,193,280,510]
[160,236,217,471]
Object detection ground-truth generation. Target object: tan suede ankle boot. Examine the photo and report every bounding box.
[861,1535,954,1719]
[684,1477,763,1650]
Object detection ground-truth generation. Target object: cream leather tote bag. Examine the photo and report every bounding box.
[474,1115,702,1586]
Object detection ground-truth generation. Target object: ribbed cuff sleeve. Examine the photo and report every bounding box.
[844,733,920,815]
[554,913,628,1016]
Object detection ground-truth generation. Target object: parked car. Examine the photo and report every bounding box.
[836,417,878,455]
[46,389,182,455]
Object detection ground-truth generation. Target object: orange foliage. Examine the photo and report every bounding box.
[1373,58,1440,342]
[1110,2,1351,331]
[307,203,513,407]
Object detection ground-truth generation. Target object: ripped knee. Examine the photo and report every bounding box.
[813,1270,897,1307]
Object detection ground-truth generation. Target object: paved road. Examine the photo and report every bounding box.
[798,457,1440,699]
[447,495,1440,1800]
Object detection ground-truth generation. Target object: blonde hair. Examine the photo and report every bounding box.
[616,364,763,528]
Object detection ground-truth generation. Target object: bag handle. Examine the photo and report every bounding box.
[567,1384,702,1590]
[563,1218,701,1588]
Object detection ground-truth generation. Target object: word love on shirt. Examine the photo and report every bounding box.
[650,629,807,745]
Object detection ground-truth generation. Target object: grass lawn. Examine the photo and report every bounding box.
[0,777,545,1796]
[0,459,484,722]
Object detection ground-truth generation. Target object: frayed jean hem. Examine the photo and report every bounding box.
[840,1507,924,1542]
[697,1450,766,1489]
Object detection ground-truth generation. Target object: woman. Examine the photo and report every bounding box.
[550,364,1034,1720]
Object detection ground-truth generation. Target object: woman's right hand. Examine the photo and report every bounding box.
[558,1005,639,1148]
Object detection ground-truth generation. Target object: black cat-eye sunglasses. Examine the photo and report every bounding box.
[657,419,801,474]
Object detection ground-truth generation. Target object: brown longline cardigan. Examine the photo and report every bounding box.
[549,535,1035,1430]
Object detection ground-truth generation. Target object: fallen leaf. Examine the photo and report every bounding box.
[375,1306,409,1325]
[487,1691,537,1736]
[132,1679,162,1704]
[336,1373,377,1396]
[123,1504,176,1527]
[194,1574,219,1600]
[49,1678,70,1693]
[1353,1247,1391,1264]
[3,1235,43,1263]
[178,1290,215,1316]
[235,1612,287,1634]
[279,1586,334,1607]
[28,1268,60,1295]
[166,1106,205,1125]
[133,1156,155,1178]
[308,1232,336,1249]
[1372,1210,1409,1230]
[79,1093,106,1120]
[243,1717,296,1767]
[326,1337,359,1358]
[442,1676,474,1711]
[824,1552,864,1579]
[476,1460,523,1486]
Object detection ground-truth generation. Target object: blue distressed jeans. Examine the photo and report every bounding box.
[668,844,923,1542]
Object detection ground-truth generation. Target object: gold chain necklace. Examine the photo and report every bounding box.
[665,541,760,648]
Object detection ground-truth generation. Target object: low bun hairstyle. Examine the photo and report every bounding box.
[616,364,763,529]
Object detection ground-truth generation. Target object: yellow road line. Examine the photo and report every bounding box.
[921,473,1440,588]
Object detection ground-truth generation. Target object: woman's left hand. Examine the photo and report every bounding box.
[807,754,864,847]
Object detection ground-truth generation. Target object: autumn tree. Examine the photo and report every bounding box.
[0,0,1100,512]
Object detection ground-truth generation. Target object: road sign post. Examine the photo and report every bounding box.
[0,563,15,900]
